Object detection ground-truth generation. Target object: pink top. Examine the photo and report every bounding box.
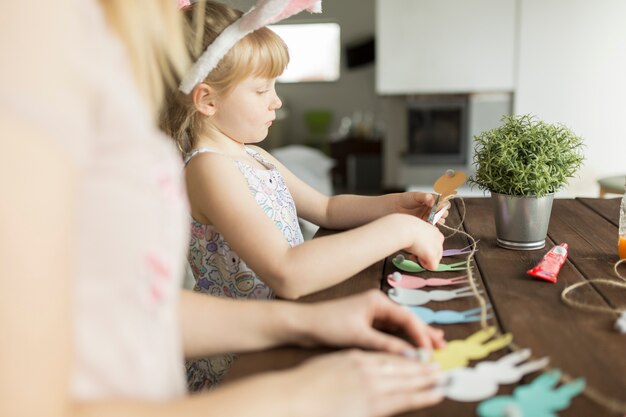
[1,1,189,401]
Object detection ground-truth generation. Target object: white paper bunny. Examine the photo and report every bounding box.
[388,286,481,306]
[441,349,549,402]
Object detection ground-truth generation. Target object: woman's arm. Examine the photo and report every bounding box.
[0,125,441,417]
[74,349,442,417]
[0,120,75,417]
[180,289,445,359]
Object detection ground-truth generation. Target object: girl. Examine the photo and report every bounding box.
[161,0,448,389]
[1,1,444,416]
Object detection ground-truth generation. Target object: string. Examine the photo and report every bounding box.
[557,257,626,413]
[438,196,626,414]
[439,196,489,328]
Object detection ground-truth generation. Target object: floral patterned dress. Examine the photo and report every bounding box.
[184,146,304,391]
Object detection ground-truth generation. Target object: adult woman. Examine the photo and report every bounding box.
[0,1,443,416]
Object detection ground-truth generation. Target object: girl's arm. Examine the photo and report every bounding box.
[185,153,444,299]
[252,147,448,230]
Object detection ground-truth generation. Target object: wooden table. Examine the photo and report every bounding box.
[224,198,626,417]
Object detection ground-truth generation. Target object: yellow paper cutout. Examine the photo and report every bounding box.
[433,327,513,370]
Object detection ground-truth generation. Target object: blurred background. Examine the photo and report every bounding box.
[228,0,626,198]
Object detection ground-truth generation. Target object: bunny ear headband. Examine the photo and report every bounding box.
[178,0,322,94]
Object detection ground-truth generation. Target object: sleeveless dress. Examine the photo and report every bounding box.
[184,146,304,390]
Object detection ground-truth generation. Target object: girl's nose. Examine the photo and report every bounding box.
[270,91,282,110]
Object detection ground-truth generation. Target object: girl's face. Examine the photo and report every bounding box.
[211,76,282,145]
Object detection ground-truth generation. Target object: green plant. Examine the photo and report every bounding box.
[468,114,585,197]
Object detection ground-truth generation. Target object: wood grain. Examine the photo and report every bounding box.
[223,198,626,417]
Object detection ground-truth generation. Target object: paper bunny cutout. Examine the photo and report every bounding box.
[477,370,585,417]
[393,255,468,273]
[407,305,493,325]
[615,310,626,333]
[442,241,479,257]
[179,0,322,93]
[387,272,468,289]
[432,327,513,370]
[388,286,480,306]
[442,349,550,402]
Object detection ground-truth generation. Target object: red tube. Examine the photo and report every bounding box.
[527,243,568,283]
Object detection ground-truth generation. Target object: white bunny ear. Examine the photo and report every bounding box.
[240,0,322,30]
[179,0,322,94]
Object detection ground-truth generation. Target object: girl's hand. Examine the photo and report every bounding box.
[284,350,443,417]
[296,289,445,352]
[401,215,445,271]
[394,192,450,225]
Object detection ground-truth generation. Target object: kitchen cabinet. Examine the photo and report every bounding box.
[376,0,516,94]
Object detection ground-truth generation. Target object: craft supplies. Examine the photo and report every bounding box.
[392,255,468,273]
[442,241,479,257]
[426,169,467,225]
[430,205,447,225]
[476,370,585,417]
[427,193,442,224]
[615,311,626,334]
[432,327,512,370]
[407,305,493,325]
[527,243,568,283]
[433,169,467,200]
[442,349,549,402]
[387,272,468,289]
[388,286,481,306]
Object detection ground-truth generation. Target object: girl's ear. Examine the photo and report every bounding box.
[191,83,217,117]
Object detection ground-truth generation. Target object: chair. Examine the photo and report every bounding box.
[597,175,625,198]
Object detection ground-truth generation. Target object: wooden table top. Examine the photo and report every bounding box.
[224,197,626,417]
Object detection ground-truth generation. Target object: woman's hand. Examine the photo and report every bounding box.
[393,192,450,225]
[284,350,443,417]
[296,289,445,352]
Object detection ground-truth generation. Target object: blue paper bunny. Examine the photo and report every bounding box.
[477,370,585,417]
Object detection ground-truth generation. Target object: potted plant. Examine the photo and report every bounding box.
[468,114,585,250]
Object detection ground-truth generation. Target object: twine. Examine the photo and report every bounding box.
[558,257,626,414]
[438,196,626,414]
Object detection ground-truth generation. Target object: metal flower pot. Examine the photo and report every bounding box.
[491,192,555,250]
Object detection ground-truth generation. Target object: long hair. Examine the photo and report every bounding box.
[160,1,289,156]
[99,0,191,119]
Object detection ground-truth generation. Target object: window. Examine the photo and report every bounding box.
[269,22,340,83]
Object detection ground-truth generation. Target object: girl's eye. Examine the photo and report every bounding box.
[257,90,269,94]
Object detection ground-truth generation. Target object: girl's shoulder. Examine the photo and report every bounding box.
[245,145,278,168]
[184,147,226,166]
[245,145,270,159]
[184,148,242,184]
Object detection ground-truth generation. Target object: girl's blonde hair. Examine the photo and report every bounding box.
[99,0,191,119]
[160,1,290,155]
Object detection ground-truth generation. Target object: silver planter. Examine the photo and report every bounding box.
[491,192,555,250]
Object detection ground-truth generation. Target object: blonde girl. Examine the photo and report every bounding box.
[1,1,444,416]
[161,0,448,389]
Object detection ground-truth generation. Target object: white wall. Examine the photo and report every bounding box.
[377,0,516,94]
[225,0,626,197]
[516,0,626,197]
[228,0,379,146]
